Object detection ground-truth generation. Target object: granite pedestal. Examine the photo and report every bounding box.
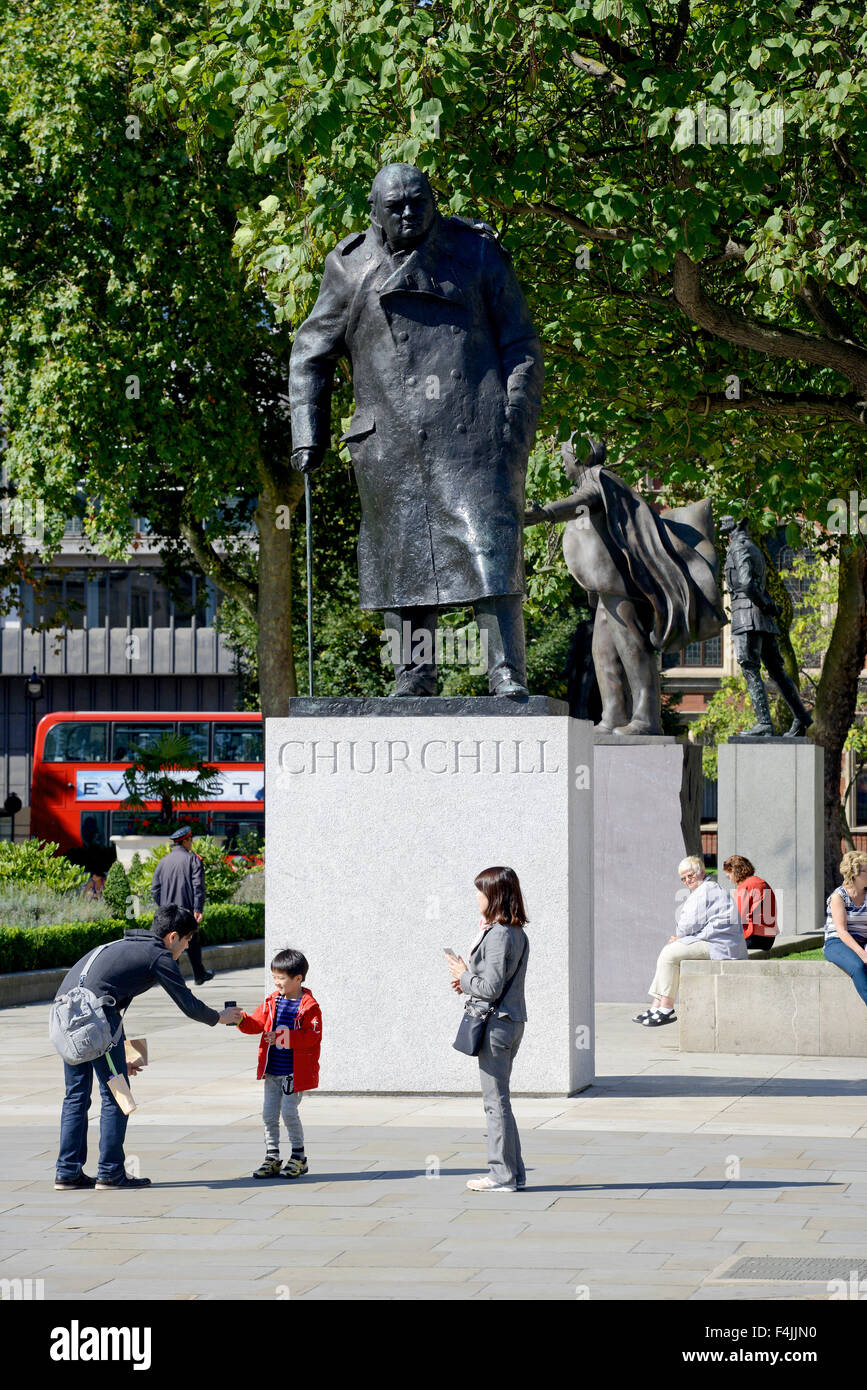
[717,741,824,936]
[265,698,594,1094]
[593,737,703,1003]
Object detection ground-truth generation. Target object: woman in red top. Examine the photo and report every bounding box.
[723,855,778,950]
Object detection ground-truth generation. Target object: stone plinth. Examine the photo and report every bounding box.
[679,959,867,1056]
[265,706,594,1094]
[718,741,824,936]
[593,737,703,1003]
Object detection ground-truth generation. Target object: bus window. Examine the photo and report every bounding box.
[43,722,109,763]
[213,723,263,763]
[110,810,209,838]
[211,813,265,850]
[178,721,211,759]
[80,812,109,847]
[112,724,173,761]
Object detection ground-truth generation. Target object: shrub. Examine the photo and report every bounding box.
[0,901,265,973]
[0,840,89,893]
[0,888,111,930]
[127,837,255,905]
[103,860,132,919]
[232,870,264,903]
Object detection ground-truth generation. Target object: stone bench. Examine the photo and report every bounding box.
[679,959,867,1056]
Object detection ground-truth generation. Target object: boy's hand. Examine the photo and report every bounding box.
[263,1030,277,1045]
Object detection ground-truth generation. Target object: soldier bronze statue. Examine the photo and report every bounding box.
[289,163,544,697]
[720,515,812,737]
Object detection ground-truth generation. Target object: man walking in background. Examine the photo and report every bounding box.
[150,826,212,985]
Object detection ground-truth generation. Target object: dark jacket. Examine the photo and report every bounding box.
[56,927,220,1033]
[289,213,545,609]
[150,844,205,915]
[460,923,529,1022]
[724,529,778,635]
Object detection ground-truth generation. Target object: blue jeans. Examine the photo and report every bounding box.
[56,1037,129,1181]
[824,936,867,1009]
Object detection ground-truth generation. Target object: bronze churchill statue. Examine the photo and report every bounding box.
[289,163,545,696]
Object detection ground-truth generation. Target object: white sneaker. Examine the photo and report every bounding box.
[466,1175,517,1192]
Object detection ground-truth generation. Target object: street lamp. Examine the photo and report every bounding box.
[25,668,45,701]
[2,792,22,841]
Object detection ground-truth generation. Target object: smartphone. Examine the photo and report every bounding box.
[443,948,457,958]
[224,999,239,1027]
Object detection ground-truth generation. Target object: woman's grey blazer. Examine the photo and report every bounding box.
[460,924,529,1022]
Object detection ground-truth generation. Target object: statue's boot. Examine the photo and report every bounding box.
[785,715,812,737]
[771,671,813,738]
[743,669,774,736]
[383,607,438,697]
[475,596,529,697]
[613,682,663,737]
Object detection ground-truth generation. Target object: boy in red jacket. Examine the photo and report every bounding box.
[239,949,322,1179]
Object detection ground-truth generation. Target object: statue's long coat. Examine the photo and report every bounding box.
[289,213,544,609]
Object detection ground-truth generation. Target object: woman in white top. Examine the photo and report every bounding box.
[823,851,867,1009]
[633,855,745,1027]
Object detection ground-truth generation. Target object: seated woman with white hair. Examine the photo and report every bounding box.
[633,856,747,1027]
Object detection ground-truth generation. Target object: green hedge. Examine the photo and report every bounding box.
[0,902,265,974]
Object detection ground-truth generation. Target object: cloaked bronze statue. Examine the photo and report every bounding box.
[526,440,726,735]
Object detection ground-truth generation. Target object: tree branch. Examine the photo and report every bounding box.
[673,252,867,391]
[800,276,862,347]
[486,192,632,242]
[662,0,691,64]
[179,513,258,615]
[687,389,867,427]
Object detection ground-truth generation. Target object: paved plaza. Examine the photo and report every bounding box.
[3,965,867,1301]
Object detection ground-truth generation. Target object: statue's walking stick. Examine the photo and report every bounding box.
[305,473,314,697]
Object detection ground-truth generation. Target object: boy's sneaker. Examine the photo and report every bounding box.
[54,1172,96,1191]
[280,1156,308,1179]
[254,1156,282,1179]
[95,1174,151,1190]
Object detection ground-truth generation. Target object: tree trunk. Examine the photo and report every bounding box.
[255,466,305,718]
[812,540,867,896]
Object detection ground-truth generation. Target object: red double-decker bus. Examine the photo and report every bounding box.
[30,711,264,854]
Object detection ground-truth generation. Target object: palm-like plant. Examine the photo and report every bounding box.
[121,732,224,829]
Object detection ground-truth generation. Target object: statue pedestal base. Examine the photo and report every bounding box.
[593,736,703,1002]
[265,702,595,1094]
[718,741,824,936]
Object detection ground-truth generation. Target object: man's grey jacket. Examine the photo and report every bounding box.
[56,927,220,1036]
[150,844,205,915]
[460,924,529,1021]
[289,212,545,610]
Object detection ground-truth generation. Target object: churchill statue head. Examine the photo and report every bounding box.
[368,164,436,252]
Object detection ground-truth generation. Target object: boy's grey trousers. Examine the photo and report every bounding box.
[263,1074,305,1155]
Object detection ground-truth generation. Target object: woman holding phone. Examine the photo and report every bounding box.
[447,866,529,1193]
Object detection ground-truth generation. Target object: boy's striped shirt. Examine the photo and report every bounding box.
[264,995,302,1077]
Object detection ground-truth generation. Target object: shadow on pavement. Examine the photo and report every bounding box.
[589,1075,867,1097]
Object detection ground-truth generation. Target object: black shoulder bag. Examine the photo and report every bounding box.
[452,932,528,1057]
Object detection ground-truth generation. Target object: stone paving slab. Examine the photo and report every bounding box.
[5,971,867,1301]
